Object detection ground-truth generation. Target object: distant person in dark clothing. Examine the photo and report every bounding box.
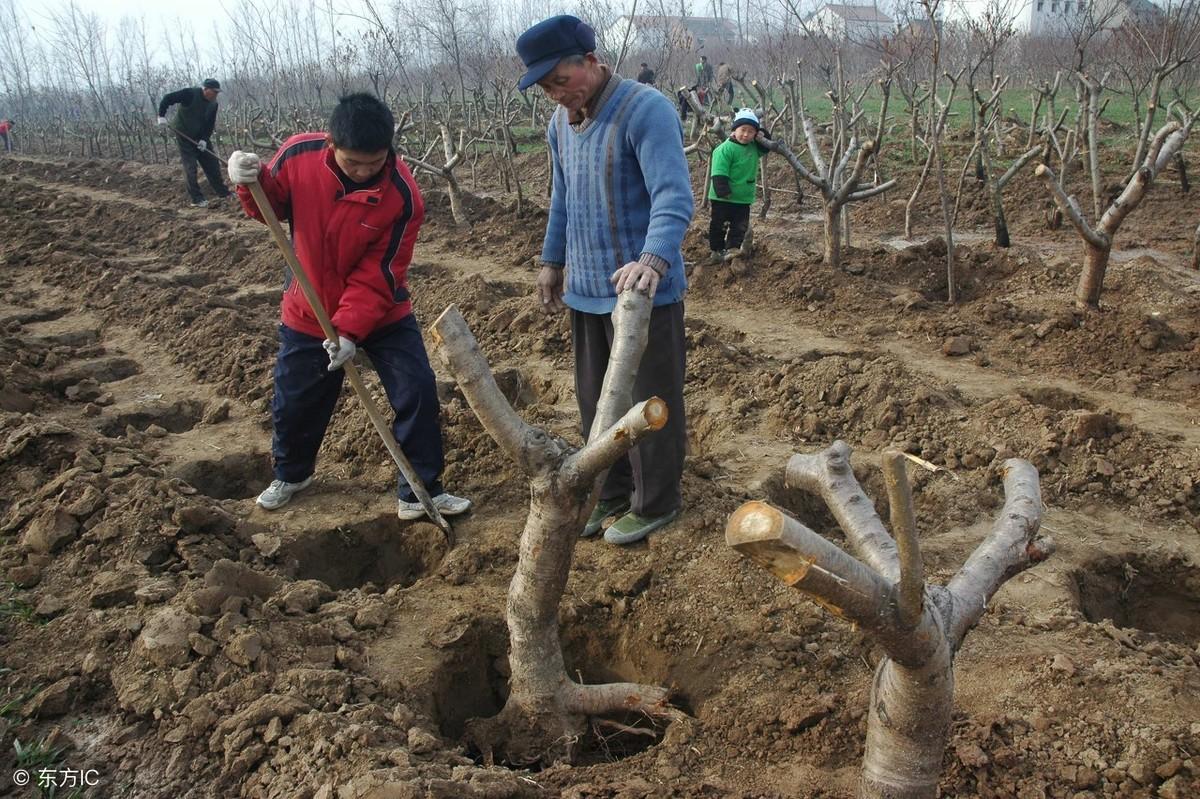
[677,88,691,121]
[0,119,13,152]
[636,63,656,85]
[157,78,231,208]
[716,61,734,106]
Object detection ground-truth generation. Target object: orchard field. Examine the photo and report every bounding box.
[0,118,1197,799]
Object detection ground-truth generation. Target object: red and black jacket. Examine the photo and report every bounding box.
[237,133,424,342]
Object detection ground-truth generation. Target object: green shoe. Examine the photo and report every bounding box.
[583,497,631,538]
[603,508,681,546]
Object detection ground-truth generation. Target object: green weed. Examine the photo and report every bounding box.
[13,736,85,798]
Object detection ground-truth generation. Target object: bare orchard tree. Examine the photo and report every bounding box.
[1117,0,1200,184]
[1037,112,1196,309]
[904,68,962,242]
[726,442,1051,799]
[757,63,896,270]
[46,0,115,116]
[916,0,963,301]
[0,0,38,116]
[960,0,1020,183]
[400,123,471,227]
[972,77,1044,247]
[1027,70,1063,149]
[432,291,682,766]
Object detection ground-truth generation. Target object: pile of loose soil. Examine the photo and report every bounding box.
[0,151,1197,799]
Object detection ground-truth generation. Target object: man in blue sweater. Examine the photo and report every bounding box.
[517,15,694,546]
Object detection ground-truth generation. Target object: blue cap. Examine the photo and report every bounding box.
[516,15,596,91]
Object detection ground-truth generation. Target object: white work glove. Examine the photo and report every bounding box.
[323,335,357,371]
[227,151,261,184]
[156,116,168,127]
[197,139,207,152]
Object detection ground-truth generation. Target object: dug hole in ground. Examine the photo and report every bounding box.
[0,152,1197,798]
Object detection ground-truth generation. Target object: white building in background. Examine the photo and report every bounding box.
[804,4,896,41]
[944,0,1162,36]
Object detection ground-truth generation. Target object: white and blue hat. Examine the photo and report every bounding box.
[731,108,760,131]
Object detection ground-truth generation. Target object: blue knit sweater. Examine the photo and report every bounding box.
[541,78,694,314]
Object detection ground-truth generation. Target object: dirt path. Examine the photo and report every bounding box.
[1,154,1198,799]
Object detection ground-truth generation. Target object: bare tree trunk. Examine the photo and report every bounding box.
[1192,220,1200,270]
[992,193,1011,248]
[759,164,772,220]
[988,145,1041,249]
[1078,239,1112,308]
[824,203,842,270]
[444,172,469,228]
[433,291,681,766]
[933,137,956,304]
[905,146,935,240]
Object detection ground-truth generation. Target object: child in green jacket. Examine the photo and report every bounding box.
[707,108,766,263]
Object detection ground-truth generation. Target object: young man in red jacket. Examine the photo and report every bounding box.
[225,93,470,521]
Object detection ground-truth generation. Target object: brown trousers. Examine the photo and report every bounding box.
[572,302,687,517]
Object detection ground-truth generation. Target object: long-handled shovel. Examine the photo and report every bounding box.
[163,123,225,163]
[244,180,455,545]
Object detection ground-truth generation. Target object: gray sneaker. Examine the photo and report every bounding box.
[398,493,472,521]
[256,477,313,510]
[191,198,209,208]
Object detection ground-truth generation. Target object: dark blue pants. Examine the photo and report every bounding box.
[271,317,444,501]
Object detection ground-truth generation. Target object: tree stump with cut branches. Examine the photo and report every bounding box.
[726,442,1053,799]
[431,291,683,766]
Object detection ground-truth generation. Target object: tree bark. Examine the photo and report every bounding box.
[823,203,842,270]
[1078,239,1112,309]
[432,291,681,766]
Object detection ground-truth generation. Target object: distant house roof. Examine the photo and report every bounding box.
[815,4,895,24]
[1119,0,1163,20]
[623,15,738,38]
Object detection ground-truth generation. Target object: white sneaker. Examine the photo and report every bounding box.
[191,198,209,208]
[397,493,472,521]
[256,477,313,510]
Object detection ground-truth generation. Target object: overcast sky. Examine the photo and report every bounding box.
[29,0,223,37]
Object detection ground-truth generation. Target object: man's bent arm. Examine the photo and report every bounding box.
[157,88,193,119]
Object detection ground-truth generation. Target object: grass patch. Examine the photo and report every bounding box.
[0,685,38,718]
[0,597,38,622]
[0,581,45,626]
[14,735,85,798]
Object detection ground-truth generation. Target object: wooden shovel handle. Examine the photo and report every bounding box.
[245,180,454,543]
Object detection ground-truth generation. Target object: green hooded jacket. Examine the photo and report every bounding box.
[707,137,761,205]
